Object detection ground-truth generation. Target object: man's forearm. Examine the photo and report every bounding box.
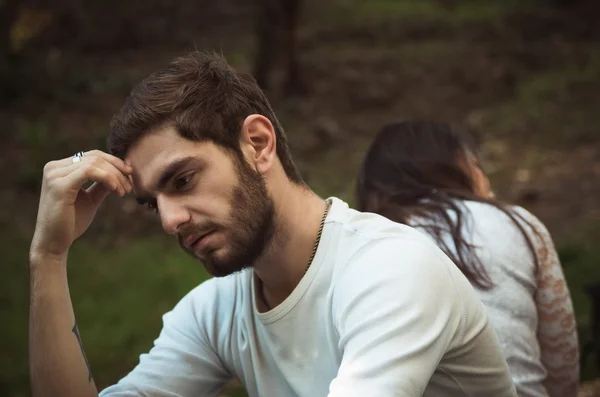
[29,254,98,397]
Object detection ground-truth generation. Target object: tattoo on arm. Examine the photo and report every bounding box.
[72,323,93,382]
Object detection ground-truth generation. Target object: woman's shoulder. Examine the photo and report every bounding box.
[461,200,540,224]
[461,200,552,245]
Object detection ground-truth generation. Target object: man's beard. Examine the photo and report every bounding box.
[179,153,275,277]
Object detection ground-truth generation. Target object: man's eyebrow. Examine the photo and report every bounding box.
[134,156,198,205]
[155,156,197,191]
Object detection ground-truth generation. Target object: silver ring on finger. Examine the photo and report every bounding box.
[72,151,85,164]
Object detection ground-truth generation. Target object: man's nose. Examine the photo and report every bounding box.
[157,195,190,235]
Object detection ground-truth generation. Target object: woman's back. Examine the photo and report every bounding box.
[409,201,579,397]
[356,120,579,396]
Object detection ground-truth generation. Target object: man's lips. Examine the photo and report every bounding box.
[183,230,215,251]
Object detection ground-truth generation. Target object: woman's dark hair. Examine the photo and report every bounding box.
[356,121,539,290]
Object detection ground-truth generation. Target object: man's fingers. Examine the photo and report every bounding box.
[58,162,125,197]
[55,158,132,195]
[84,150,133,176]
[86,182,112,205]
[49,150,132,176]
[78,154,133,194]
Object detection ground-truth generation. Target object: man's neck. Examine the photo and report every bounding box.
[253,183,328,310]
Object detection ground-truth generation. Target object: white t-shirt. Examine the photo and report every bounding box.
[100,197,517,397]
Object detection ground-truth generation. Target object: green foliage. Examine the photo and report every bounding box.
[478,48,600,147]
[559,221,600,380]
[14,121,58,191]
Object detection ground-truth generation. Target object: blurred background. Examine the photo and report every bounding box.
[2,0,599,395]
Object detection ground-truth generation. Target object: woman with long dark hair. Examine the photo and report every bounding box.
[356,121,579,397]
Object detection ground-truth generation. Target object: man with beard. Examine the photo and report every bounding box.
[28,52,517,397]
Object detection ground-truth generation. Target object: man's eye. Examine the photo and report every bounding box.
[174,175,192,190]
[146,202,158,213]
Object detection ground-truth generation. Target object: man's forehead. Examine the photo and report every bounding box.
[125,133,221,193]
[125,128,185,163]
[124,130,188,188]
[129,151,184,181]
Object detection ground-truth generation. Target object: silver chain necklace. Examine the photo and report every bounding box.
[260,199,331,311]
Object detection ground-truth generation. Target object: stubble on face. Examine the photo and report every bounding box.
[178,152,276,277]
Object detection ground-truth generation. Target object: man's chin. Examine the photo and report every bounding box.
[181,245,212,264]
[200,253,248,278]
[203,261,247,278]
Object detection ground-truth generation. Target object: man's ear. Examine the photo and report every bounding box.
[239,114,277,175]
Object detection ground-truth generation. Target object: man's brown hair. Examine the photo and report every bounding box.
[108,51,303,184]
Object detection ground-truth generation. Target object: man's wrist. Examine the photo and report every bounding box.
[29,250,69,271]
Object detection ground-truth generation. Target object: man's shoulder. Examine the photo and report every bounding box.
[328,197,425,235]
[327,198,480,300]
[327,197,439,261]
